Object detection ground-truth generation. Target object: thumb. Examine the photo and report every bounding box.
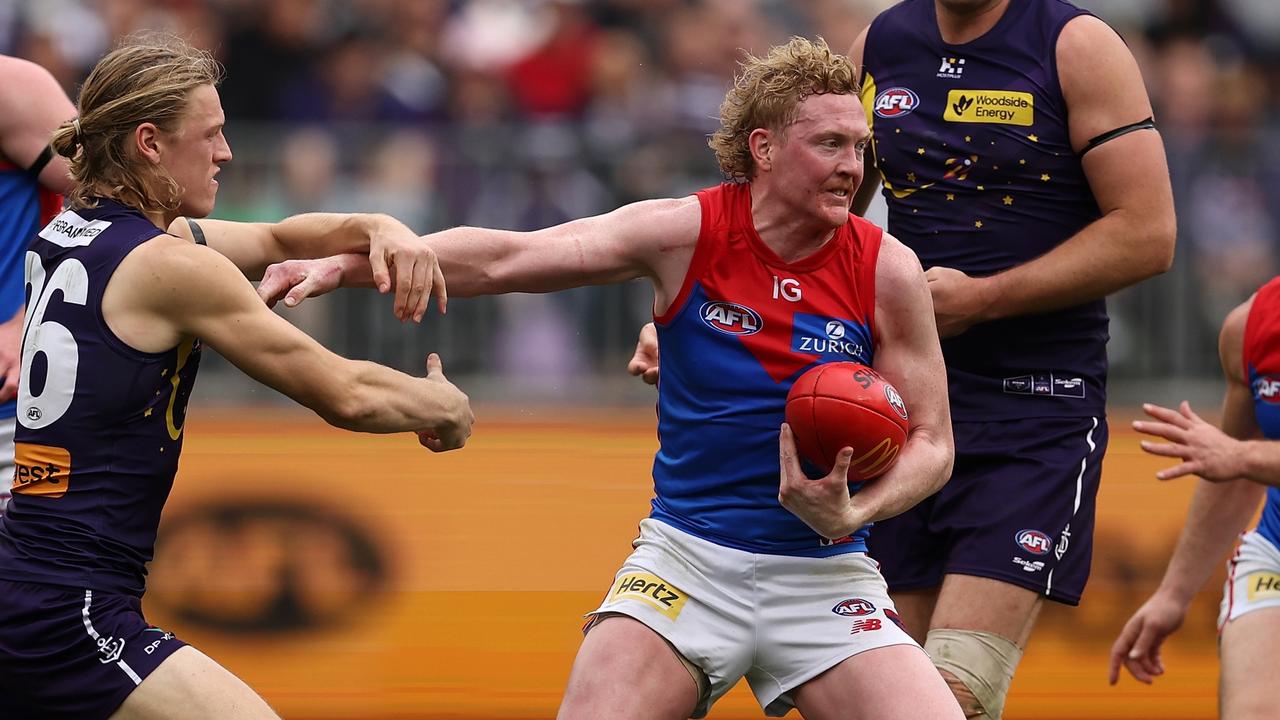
[830,447,854,481]
[370,249,391,294]
[426,352,443,377]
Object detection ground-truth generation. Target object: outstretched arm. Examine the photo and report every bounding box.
[257,196,703,315]
[1109,299,1264,685]
[926,16,1176,337]
[778,233,953,538]
[168,213,444,322]
[107,236,473,447]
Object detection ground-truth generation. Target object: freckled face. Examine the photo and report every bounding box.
[763,93,870,229]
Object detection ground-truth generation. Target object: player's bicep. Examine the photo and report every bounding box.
[1057,16,1154,149]
[157,247,345,409]
[871,236,949,435]
[168,218,280,278]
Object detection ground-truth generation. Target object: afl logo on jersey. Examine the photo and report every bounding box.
[700,301,763,336]
[1015,529,1053,556]
[1253,375,1280,403]
[873,87,919,118]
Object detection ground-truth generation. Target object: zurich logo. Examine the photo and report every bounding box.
[825,321,845,340]
[1015,529,1052,556]
[700,301,763,336]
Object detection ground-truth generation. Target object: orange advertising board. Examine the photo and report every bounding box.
[141,408,1226,719]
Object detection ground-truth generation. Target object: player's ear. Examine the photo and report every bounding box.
[749,128,773,173]
[134,122,162,165]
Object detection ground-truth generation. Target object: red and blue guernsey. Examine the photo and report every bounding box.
[0,156,61,420]
[862,0,1105,421]
[1244,278,1280,550]
[0,199,201,596]
[651,182,881,557]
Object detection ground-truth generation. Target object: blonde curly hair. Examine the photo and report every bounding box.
[49,32,224,212]
[709,36,859,181]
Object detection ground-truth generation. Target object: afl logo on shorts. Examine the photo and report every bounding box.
[874,87,919,118]
[1015,529,1053,556]
[1252,375,1280,403]
[700,301,763,336]
[832,598,877,617]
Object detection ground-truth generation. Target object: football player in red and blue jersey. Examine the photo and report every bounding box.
[1110,278,1280,717]
[631,3,1178,716]
[258,36,963,720]
[0,54,74,514]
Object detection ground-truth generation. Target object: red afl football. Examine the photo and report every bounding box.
[784,362,909,480]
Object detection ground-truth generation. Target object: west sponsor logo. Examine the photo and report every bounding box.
[38,212,112,248]
[608,572,688,619]
[12,442,71,498]
[944,90,1034,126]
[1253,375,1280,404]
[700,301,762,336]
[1247,572,1280,602]
[873,87,920,118]
[1016,529,1053,556]
[832,598,876,617]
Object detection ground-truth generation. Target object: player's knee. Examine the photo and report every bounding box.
[924,628,1023,720]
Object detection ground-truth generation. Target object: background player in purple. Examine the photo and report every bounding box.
[0,35,474,719]
[258,37,963,719]
[628,1,1178,716]
[1109,278,1280,718]
[0,54,75,513]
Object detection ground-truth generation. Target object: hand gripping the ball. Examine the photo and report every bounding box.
[778,423,867,540]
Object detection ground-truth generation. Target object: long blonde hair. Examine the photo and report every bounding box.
[49,33,223,212]
[709,37,859,181]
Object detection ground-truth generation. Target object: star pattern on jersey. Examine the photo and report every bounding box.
[1003,195,1014,205]
[1028,134,1039,142]
[917,147,925,155]
[946,193,955,201]
[974,220,984,228]
[144,407,153,417]
[907,172,917,182]
[1041,173,1051,181]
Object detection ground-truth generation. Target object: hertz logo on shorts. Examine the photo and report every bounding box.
[607,572,688,619]
[12,442,72,498]
[944,90,1034,126]
[1247,572,1280,601]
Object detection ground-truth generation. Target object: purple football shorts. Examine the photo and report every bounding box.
[0,578,187,719]
[867,416,1107,605]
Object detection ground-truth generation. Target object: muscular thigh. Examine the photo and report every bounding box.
[110,646,279,720]
[1220,607,1280,720]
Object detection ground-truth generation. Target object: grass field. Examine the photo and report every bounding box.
[144,407,1225,719]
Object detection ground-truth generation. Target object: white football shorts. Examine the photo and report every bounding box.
[1220,530,1280,629]
[586,518,919,717]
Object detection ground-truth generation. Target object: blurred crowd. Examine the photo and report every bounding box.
[3,0,1279,394]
